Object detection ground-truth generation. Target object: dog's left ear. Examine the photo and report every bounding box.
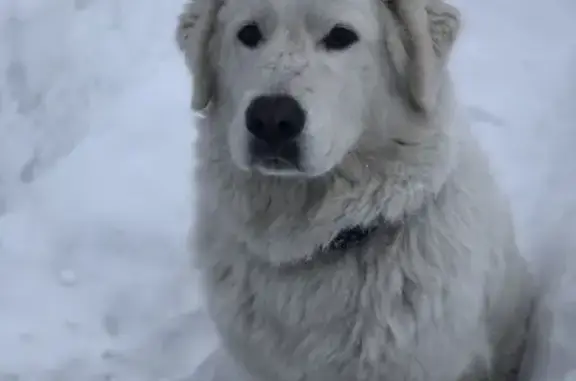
[388,0,461,113]
[176,0,222,111]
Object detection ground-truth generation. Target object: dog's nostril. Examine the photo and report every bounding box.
[245,95,306,145]
[251,119,265,135]
[277,120,294,139]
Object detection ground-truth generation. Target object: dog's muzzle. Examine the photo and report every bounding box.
[245,94,305,173]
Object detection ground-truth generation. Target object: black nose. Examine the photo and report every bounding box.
[245,95,306,146]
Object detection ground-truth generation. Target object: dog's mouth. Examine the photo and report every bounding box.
[252,156,303,176]
[249,139,303,176]
[259,156,298,169]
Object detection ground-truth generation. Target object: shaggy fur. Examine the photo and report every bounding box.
[176,0,535,380]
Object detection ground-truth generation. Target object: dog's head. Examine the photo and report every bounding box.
[176,0,461,177]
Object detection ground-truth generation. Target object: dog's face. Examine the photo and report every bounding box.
[215,0,381,177]
[177,0,460,177]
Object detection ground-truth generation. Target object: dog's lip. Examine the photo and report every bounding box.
[255,156,301,171]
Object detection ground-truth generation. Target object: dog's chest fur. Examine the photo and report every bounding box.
[208,248,366,378]
[202,206,495,381]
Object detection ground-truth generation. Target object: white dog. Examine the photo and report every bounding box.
[176,0,535,379]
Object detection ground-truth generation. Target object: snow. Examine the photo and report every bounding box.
[0,0,575,380]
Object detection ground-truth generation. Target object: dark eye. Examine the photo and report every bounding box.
[321,25,359,51]
[237,22,264,48]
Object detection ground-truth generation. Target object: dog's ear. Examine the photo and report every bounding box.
[427,1,460,61]
[176,0,222,111]
[386,0,461,114]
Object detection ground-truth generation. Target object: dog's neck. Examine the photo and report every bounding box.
[265,216,403,272]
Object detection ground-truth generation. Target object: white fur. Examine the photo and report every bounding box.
[176,0,535,380]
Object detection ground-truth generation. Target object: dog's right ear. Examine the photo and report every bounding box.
[382,0,461,115]
[176,0,221,111]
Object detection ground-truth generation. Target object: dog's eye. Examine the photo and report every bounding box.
[237,22,264,49]
[321,25,359,51]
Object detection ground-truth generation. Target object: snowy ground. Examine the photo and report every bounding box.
[0,0,575,380]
